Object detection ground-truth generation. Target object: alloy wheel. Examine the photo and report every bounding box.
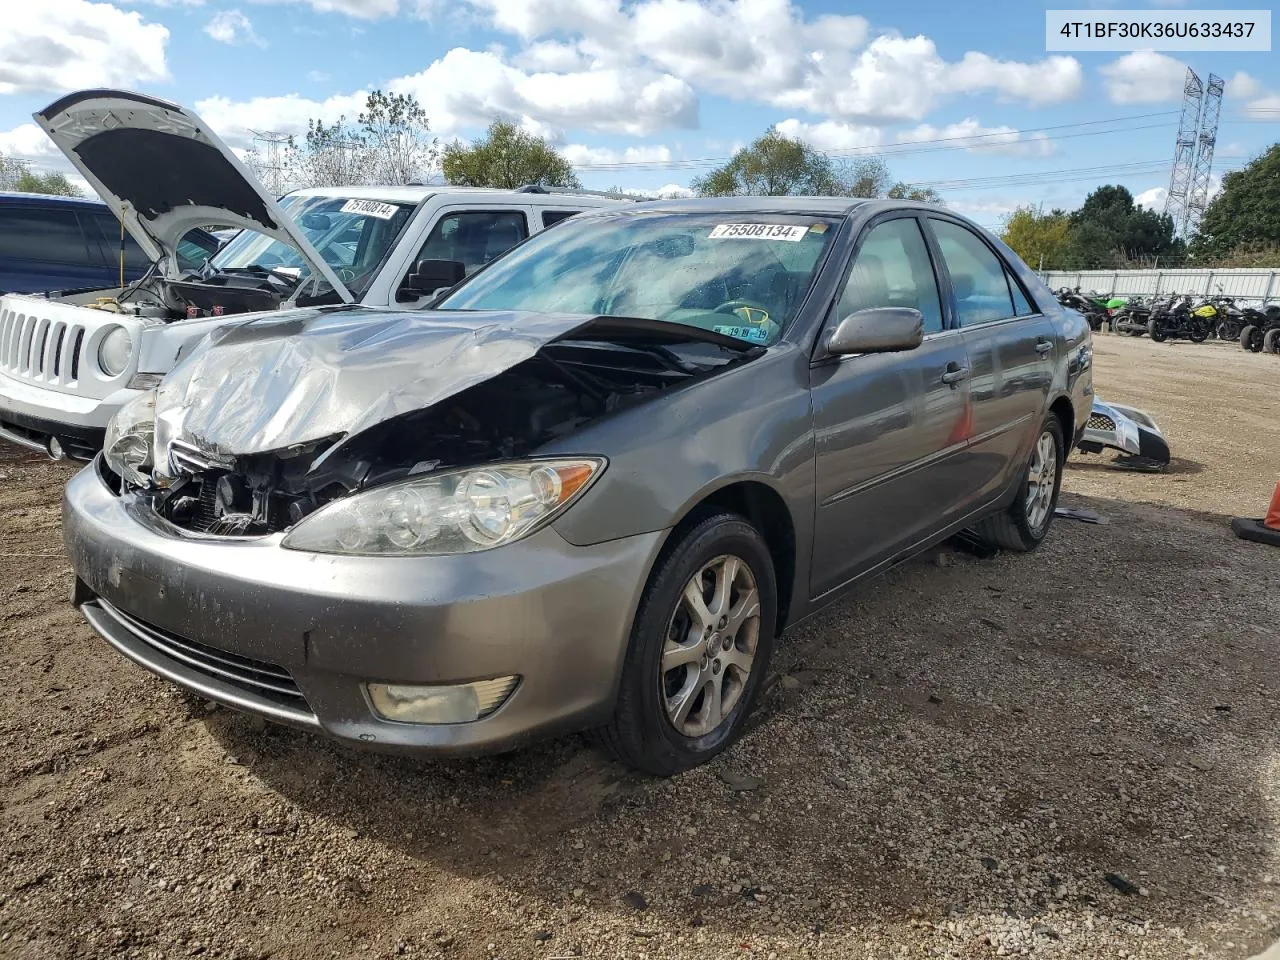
[1025,430,1058,532]
[661,554,760,738]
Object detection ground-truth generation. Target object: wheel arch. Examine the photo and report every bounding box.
[1048,394,1075,451]
[660,478,799,635]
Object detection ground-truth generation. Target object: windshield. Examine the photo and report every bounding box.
[210,194,416,299]
[434,211,840,345]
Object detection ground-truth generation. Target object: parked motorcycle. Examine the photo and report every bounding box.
[1054,287,1110,331]
[1149,294,1211,343]
[1240,304,1280,353]
[1111,295,1158,336]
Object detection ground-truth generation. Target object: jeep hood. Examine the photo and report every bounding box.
[152,307,755,472]
[35,88,353,302]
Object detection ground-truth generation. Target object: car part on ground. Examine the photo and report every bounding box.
[1231,480,1280,547]
[0,89,629,464]
[1075,398,1170,471]
[64,197,1091,776]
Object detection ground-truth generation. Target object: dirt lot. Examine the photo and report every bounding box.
[2,334,1278,960]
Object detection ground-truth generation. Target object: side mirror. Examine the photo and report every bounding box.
[405,258,466,296]
[826,307,924,356]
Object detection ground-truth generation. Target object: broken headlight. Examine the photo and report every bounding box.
[103,390,157,488]
[280,458,606,556]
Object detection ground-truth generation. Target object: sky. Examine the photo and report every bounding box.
[1,0,1278,230]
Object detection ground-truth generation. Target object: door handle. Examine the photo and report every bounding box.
[941,364,969,385]
[1035,338,1054,354]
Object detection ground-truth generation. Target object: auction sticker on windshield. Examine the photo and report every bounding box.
[708,223,809,241]
[340,199,400,220]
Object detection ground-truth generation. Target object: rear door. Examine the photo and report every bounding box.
[0,203,103,293]
[925,216,1057,505]
[809,214,974,597]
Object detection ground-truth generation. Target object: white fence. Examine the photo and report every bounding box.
[1039,268,1279,304]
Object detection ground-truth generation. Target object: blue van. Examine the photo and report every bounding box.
[0,191,220,295]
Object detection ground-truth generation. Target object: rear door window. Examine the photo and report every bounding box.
[85,212,151,273]
[541,209,582,228]
[0,206,91,264]
[928,219,1017,327]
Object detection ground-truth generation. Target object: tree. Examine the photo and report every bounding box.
[358,89,439,185]
[887,183,943,203]
[1190,143,1280,259]
[442,121,580,190]
[1001,205,1070,270]
[690,129,939,202]
[0,156,81,196]
[691,129,841,197]
[241,90,439,192]
[1062,184,1179,268]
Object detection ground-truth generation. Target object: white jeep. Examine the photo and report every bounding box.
[0,89,627,459]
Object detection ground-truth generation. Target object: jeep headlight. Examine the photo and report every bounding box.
[98,326,133,378]
[281,458,605,556]
[103,390,157,488]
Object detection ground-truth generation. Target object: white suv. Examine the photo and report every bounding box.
[0,89,627,459]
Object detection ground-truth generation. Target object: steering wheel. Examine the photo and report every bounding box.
[713,300,773,325]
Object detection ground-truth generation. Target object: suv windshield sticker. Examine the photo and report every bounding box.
[340,199,400,220]
[708,223,808,242]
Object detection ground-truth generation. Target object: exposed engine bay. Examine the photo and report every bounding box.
[71,263,330,322]
[142,339,738,536]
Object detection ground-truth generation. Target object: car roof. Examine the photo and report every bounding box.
[0,190,104,207]
[613,196,876,216]
[286,185,627,207]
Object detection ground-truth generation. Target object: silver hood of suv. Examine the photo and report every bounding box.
[34,88,354,302]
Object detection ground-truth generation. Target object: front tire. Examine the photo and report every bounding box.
[597,513,777,776]
[1241,325,1262,352]
[976,415,1064,553]
[1264,329,1280,355]
[1148,317,1167,342]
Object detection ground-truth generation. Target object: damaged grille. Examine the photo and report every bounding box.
[1087,413,1116,432]
[103,601,308,708]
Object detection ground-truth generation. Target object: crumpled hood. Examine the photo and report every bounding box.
[152,306,604,470]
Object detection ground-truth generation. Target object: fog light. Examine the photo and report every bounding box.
[127,372,164,391]
[47,437,64,460]
[367,676,518,724]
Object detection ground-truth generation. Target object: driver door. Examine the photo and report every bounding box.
[809,215,973,597]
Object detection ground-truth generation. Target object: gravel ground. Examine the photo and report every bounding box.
[1,334,1278,960]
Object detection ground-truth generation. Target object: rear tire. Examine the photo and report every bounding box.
[1264,329,1280,355]
[1241,325,1262,352]
[595,513,777,777]
[976,415,1064,553]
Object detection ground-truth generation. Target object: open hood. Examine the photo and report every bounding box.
[152,306,756,472]
[34,89,354,303]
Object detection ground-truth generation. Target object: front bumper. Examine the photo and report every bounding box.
[0,372,139,458]
[63,460,665,755]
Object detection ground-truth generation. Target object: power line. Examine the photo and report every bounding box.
[569,110,1181,171]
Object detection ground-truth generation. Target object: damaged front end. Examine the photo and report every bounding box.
[1075,398,1171,471]
[103,307,760,544]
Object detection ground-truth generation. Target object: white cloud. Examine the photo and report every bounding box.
[246,0,400,16]
[465,0,1081,123]
[205,9,265,45]
[1099,51,1187,103]
[1229,71,1263,99]
[618,183,695,199]
[193,91,370,146]
[774,119,883,152]
[0,0,170,96]
[389,47,698,137]
[776,117,1054,158]
[306,69,330,82]
[562,144,674,166]
[1134,186,1166,210]
[1244,93,1280,116]
[898,119,1055,158]
[0,123,63,163]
